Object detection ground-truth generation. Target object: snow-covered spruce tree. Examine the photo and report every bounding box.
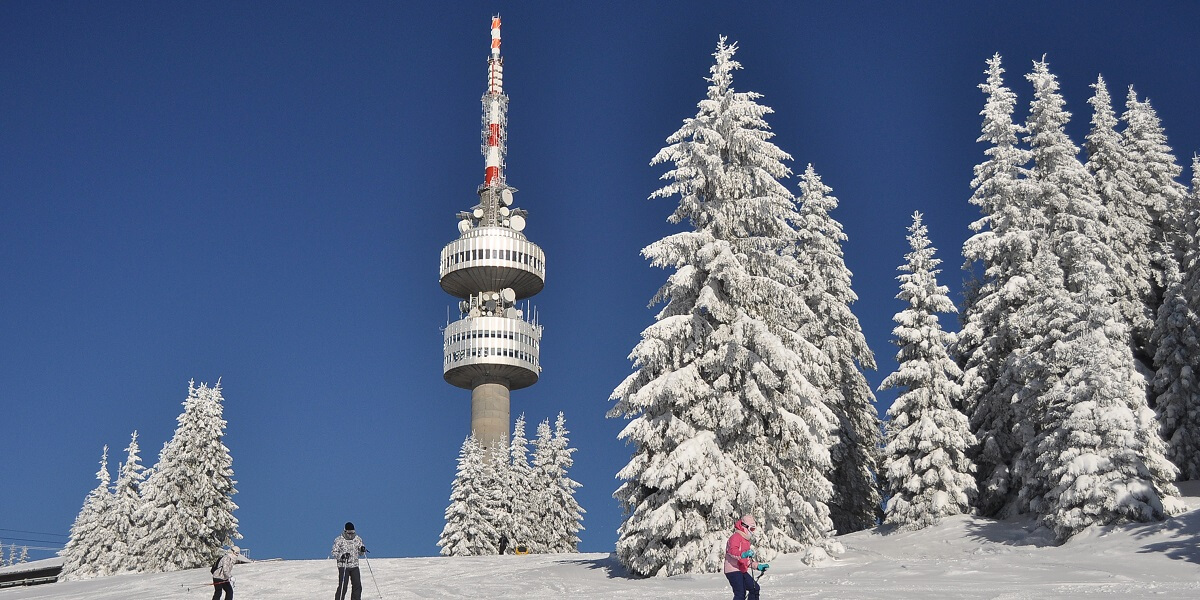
[550,413,585,552]
[1022,259,1182,541]
[1006,58,1118,517]
[880,213,976,531]
[1085,76,1155,367]
[1153,156,1200,479]
[529,420,556,553]
[59,446,115,581]
[1005,60,1182,536]
[438,435,502,556]
[1123,88,1189,307]
[956,54,1038,517]
[532,413,585,553]
[108,431,146,574]
[793,164,881,533]
[610,37,838,576]
[504,414,537,552]
[132,381,239,572]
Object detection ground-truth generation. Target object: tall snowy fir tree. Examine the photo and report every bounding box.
[1006,58,1115,516]
[1085,76,1155,366]
[132,381,239,572]
[610,37,839,576]
[108,431,146,574]
[59,446,115,581]
[999,59,1182,536]
[1153,156,1200,479]
[1122,89,1189,311]
[531,413,585,553]
[880,213,976,531]
[438,435,502,556]
[793,164,881,533]
[957,54,1039,517]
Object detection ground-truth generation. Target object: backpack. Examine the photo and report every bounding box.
[210,556,222,575]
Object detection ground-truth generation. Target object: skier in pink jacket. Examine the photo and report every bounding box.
[724,514,768,600]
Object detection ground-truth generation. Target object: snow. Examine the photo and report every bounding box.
[7,485,1199,599]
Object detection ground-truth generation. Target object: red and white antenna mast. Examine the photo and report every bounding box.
[439,16,545,450]
[483,15,506,188]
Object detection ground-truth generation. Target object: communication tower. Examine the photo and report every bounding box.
[439,16,544,449]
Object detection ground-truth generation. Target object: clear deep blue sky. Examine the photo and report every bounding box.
[3,2,1198,560]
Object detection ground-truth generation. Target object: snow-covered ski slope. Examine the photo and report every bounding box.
[7,485,1199,599]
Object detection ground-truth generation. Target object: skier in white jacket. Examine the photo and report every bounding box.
[331,522,368,600]
[210,546,240,600]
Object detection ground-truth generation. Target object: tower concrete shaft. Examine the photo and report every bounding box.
[471,380,510,449]
[439,16,545,449]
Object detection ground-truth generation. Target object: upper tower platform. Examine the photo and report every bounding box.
[440,16,544,395]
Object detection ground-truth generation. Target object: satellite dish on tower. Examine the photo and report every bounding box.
[458,219,472,233]
[499,206,510,217]
[473,208,484,219]
[469,307,481,318]
[510,214,526,232]
[501,288,516,303]
[500,189,514,206]
[505,307,518,319]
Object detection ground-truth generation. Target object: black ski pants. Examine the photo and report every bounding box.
[336,566,362,600]
[725,571,760,600]
[211,578,233,600]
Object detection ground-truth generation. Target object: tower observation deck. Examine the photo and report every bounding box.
[439,16,544,448]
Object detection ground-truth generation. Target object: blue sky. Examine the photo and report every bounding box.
[3,2,1198,560]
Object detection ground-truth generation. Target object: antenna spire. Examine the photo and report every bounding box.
[483,15,507,187]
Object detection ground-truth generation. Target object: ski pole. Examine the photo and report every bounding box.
[180,581,219,593]
[337,560,350,600]
[362,554,383,600]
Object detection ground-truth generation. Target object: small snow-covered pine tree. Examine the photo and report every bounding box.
[794,164,881,534]
[505,414,537,552]
[532,413,585,553]
[132,381,239,572]
[529,420,556,553]
[108,431,146,573]
[438,435,502,556]
[611,37,837,576]
[880,213,976,531]
[59,446,115,580]
[957,54,1038,517]
[1153,156,1200,478]
[483,437,513,552]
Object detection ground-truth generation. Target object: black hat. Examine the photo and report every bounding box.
[344,522,355,532]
